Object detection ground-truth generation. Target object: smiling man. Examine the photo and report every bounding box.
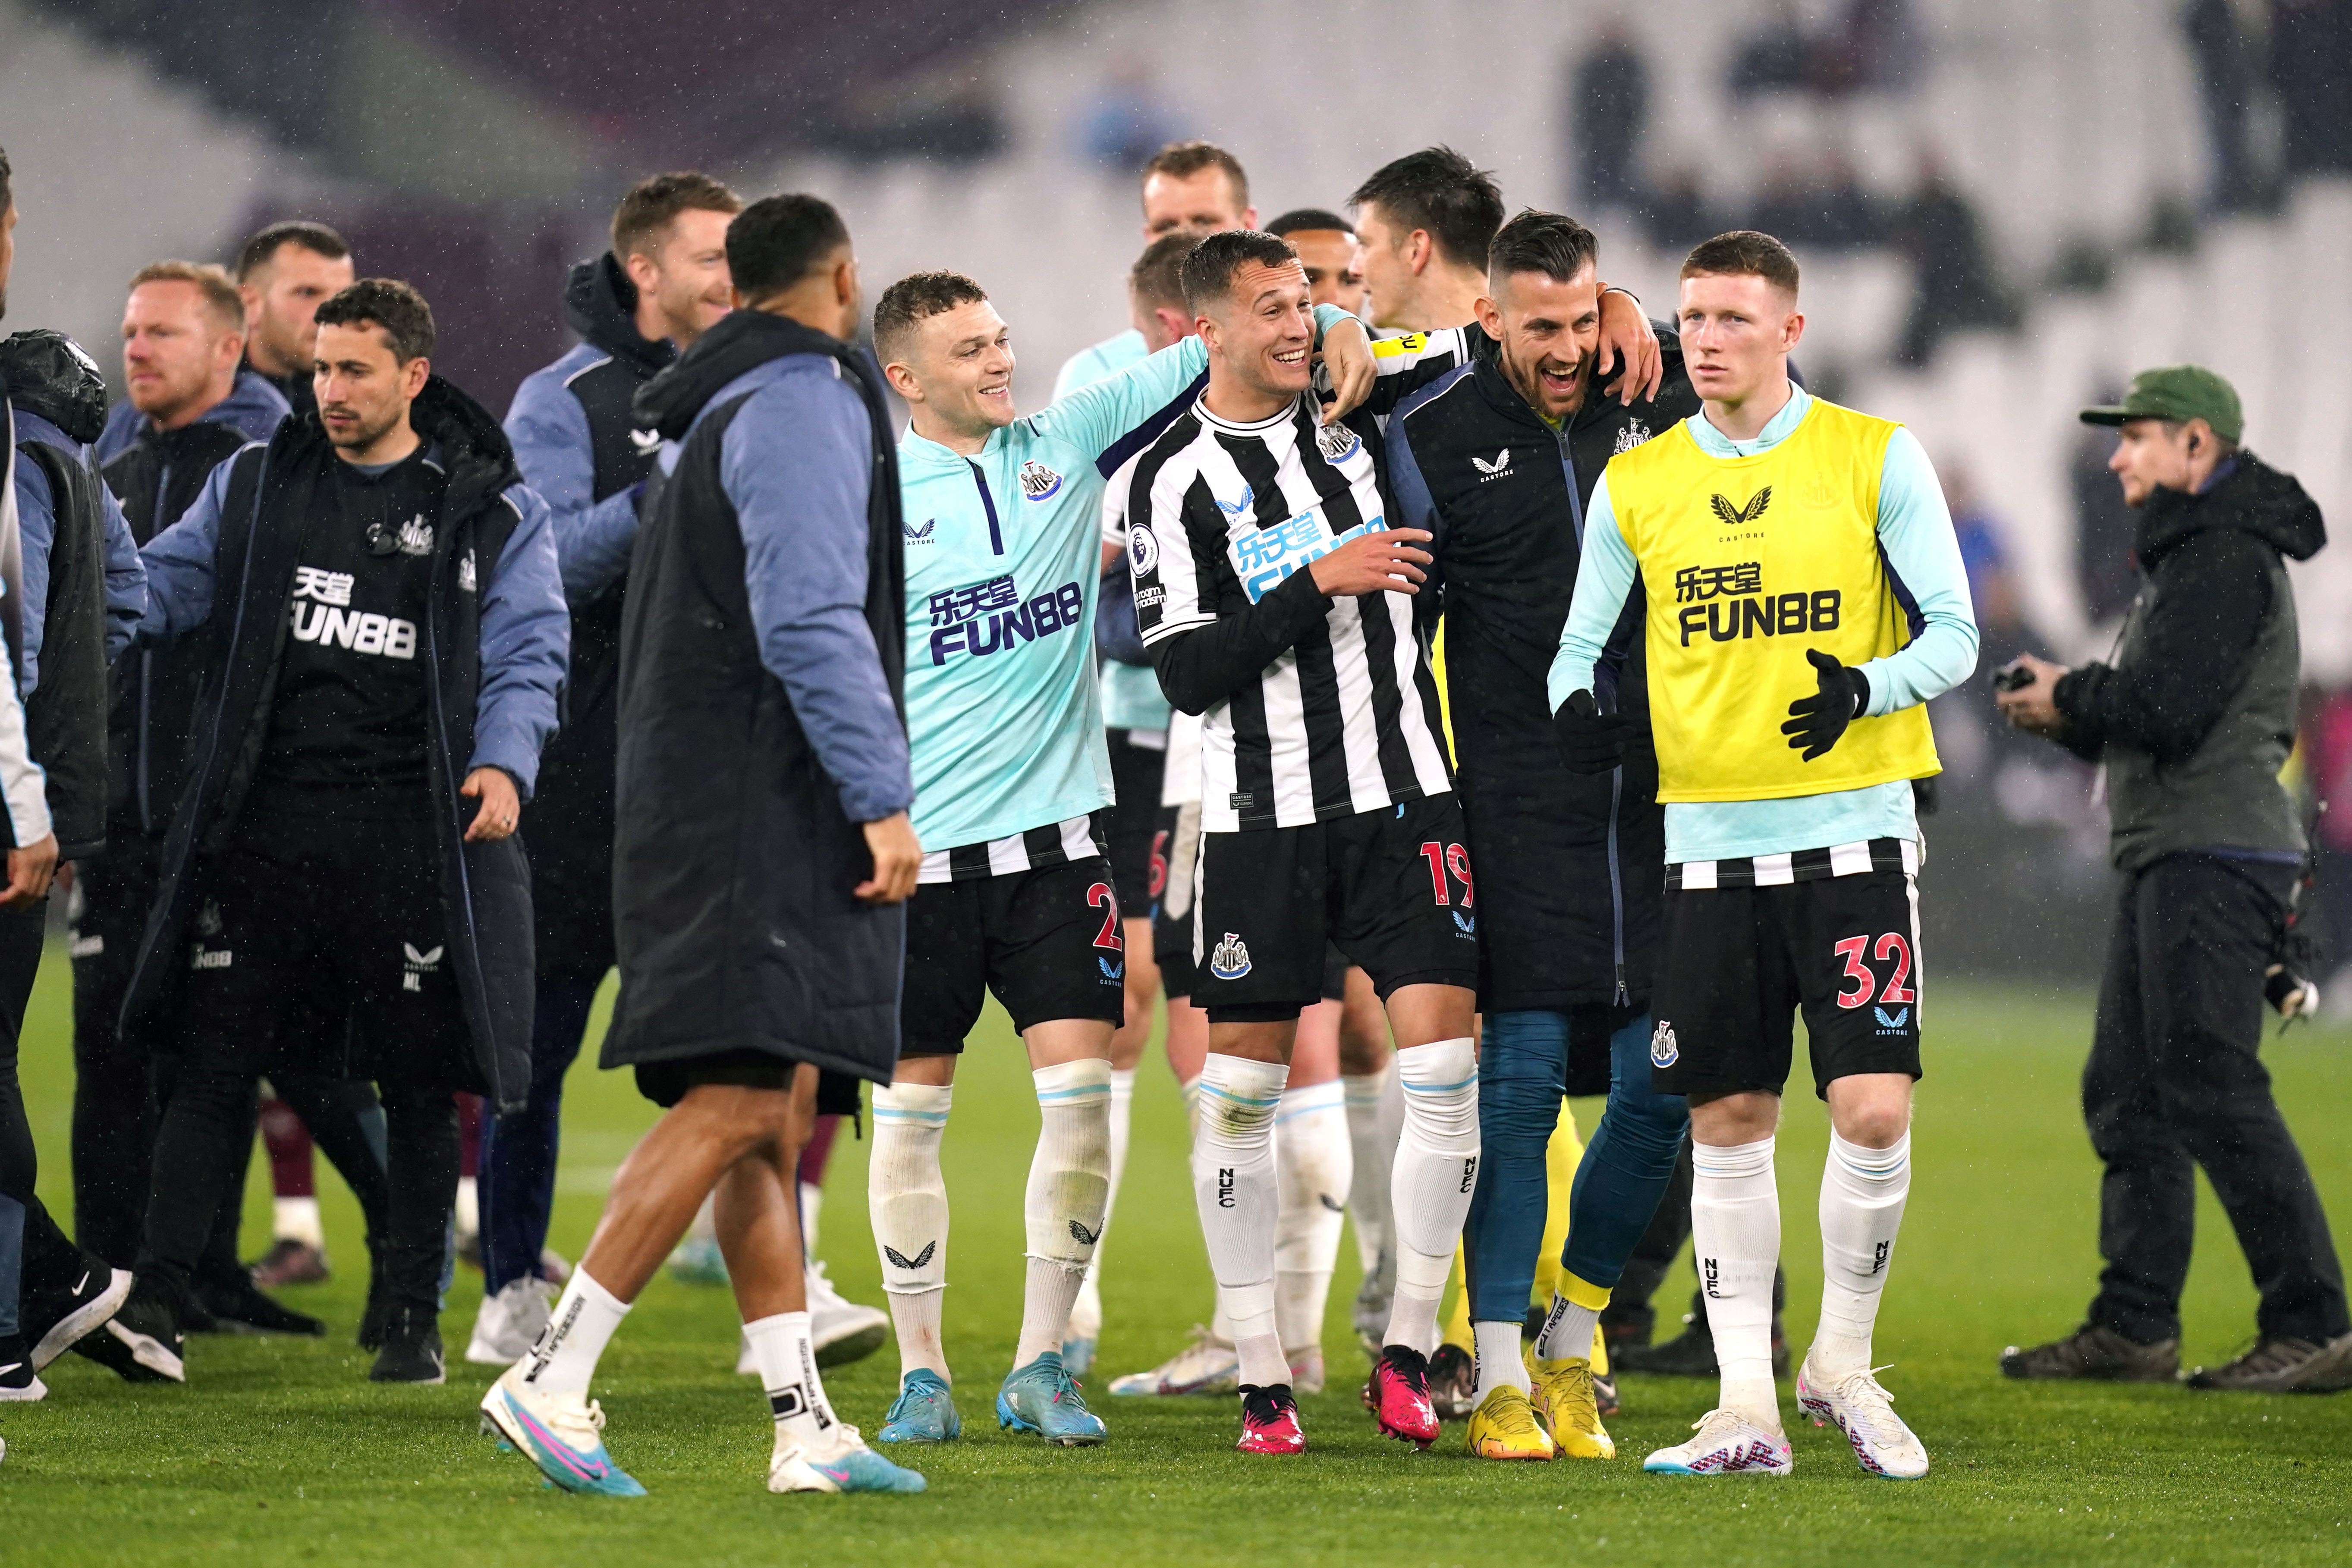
[859,268,1371,1452]
[1126,228,1489,1455]
[1384,208,1699,1462]
[1550,230,1975,1480]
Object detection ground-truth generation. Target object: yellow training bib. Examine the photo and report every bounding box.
[1603,398,1939,803]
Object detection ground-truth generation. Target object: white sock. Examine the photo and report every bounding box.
[1071,1068,1136,1342]
[1814,1131,1912,1377]
[1015,1060,1113,1367]
[1383,1037,1479,1357]
[1274,1079,1352,1356]
[1182,1071,1236,1346]
[744,1310,840,1451]
[455,1175,480,1236]
[1471,1318,1531,1404]
[1532,1273,1612,1363]
[1341,1070,1392,1273]
[273,1195,325,1250]
[522,1266,630,1401]
[870,1081,953,1379]
[1691,1136,1781,1430]
[1192,1053,1289,1387]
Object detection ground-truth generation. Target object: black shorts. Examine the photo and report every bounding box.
[1650,869,1925,1100]
[1193,793,1479,1023]
[903,855,1129,1052]
[635,1050,862,1116]
[181,798,476,1090]
[1104,728,1165,920]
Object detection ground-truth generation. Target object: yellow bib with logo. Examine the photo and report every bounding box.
[1603,398,1939,803]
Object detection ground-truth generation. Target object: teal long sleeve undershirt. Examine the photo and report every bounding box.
[1549,384,1979,864]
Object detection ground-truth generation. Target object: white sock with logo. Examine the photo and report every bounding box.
[745,1310,840,1452]
[1813,1131,1912,1378]
[1015,1060,1113,1368]
[1690,1136,1781,1430]
[869,1081,953,1380]
[520,1266,630,1401]
[1192,1053,1289,1388]
[1472,1318,1531,1405]
[1383,1037,1480,1357]
[1273,1078,1352,1357]
[1341,1068,1396,1274]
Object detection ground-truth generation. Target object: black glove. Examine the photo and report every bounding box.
[1554,689,1635,774]
[1782,648,1871,761]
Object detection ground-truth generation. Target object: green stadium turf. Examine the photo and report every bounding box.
[3,954,2348,1565]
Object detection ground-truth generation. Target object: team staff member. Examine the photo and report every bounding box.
[79,261,373,1341]
[472,171,745,1367]
[482,195,924,1499]
[1387,210,1698,1462]
[1998,367,2349,1393]
[0,148,157,1398]
[1553,230,1976,1480]
[233,222,353,417]
[115,279,567,1386]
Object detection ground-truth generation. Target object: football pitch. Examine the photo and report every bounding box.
[4,956,2349,1567]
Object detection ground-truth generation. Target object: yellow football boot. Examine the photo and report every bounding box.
[1527,1352,1617,1460]
[1465,1384,1557,1461]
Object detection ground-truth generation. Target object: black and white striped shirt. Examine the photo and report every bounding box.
[1664,835,1918,891]
[917,812,1106,885]
[1127,330,1465,833]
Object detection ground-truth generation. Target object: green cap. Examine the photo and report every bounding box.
[2079,365,2242,443]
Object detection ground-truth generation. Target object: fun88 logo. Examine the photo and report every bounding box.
[1229,508,1386,603]
[927,573,1087,664]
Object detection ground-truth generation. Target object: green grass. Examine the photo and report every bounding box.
[5,958,2350,1565]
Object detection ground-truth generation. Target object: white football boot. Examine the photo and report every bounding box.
[1796,1356,1931,1479]
[465,1276,555,1366]
[1108,1324,1239,1397]
[1643,1406,1794,1476]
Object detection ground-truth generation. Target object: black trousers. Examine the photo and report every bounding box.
[0,898,93,1329]
[139,802,470,1313]
[72,836,391,1273]
[2086,853,2349,1345]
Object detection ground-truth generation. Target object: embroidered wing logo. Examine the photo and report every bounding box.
[1068,1219,1101,1247]
[883,1241,938,1271]
[1472,448,1511,475]
[1874,1005,1911,1030]
[903,517,936,542]
[1708,487,1772,528]
[1215,484,1255,517]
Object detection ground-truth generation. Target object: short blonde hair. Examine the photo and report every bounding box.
[130,261,245,336]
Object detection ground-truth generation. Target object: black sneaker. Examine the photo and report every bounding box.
[368,1304,446,1384]
[196,1274,327,1338]
[0,1332,47,1402]
[72,1273,187,1384]
[2186,1332,2352,1393]
[2001,1323,2180,1383]
[21,1258,131,1371]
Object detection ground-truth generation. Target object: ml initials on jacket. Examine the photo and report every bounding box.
[1605,398,1938,804]
[288,564,418,660]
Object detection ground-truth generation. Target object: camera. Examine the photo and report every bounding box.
[1993,658,2035,693]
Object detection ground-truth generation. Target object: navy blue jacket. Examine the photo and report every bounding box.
[603,309,909,1084]
[123,379,568,1106]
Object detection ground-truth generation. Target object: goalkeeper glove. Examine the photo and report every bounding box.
[1554,689,1635,774]
[1782,648,1871,761]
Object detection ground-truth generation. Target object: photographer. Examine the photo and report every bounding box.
[1996,366,2350,1393]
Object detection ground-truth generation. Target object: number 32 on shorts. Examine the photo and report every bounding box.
[1833,931,1916,1010]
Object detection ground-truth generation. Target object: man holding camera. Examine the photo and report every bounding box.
[1997,366,2350,1393]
